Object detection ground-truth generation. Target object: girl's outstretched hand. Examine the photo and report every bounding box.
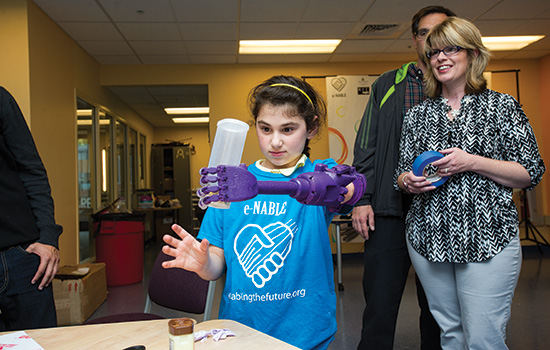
[162,224,210,274]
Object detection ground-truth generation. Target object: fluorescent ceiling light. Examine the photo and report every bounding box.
[165,107,209,115]
[172,117,209,124]
[482,35,545,51]
[77,119,111,126]
[239,40,341,54]
[77,109,92,117]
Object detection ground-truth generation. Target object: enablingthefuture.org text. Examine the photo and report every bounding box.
[227,289,306,303]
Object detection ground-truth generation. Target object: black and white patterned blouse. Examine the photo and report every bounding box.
[395,89,545,263]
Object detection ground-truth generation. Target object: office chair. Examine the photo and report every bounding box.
[85,250,216,324]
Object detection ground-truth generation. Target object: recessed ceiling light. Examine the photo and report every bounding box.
[172,117,209,124]
[239,40,341,54]
[482,35,545,51]
[76,109,92,117]
[165,107,210,115]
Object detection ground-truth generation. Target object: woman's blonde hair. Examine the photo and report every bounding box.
[423,17,491,98]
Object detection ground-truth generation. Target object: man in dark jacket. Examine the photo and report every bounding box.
[0,86,62,330]
[352,6,456,350]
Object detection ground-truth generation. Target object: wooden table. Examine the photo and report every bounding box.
[4,319,299,350]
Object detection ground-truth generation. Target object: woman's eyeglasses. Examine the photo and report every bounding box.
[426,45,463,58]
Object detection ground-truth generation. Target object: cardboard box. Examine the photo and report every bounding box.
[53,263,107,326]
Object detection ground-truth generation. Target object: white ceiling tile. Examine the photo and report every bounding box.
[128,103,164,112]
[129,41,187,55]
[359,0,435,23]
[171,0,238,22]
[397,26,417,40]
[184,41,237,55]
[178,23,238,41]
[78,40,135,55]
[94,55,142,65]
[301,0,375,22]
[139,113,171,121]
[239,23,298,40]
[139,54,190,65]
[107,88,155,103]
[296,22,356,39]
[512,19,550,36]
[478,0,550,20]
[98,0,176,22]
[437,0,499,20]
[57,22,123,41]
[117,23,181,41]
[34,0,108,22]
[108,86,150,96]
[383,39,416,54]
[473,20,523,36]
[524,37,550,50]
[157,97,206,107]
[336,39,395,54]
[148,85,207,97]
[240,0,308,22]
[188,55,237,64]
[489,51,514,60]
[535,8,550,19]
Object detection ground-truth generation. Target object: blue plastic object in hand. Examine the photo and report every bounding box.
[412,151,449,187]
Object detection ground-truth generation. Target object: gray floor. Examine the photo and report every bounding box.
[88,241,550,349]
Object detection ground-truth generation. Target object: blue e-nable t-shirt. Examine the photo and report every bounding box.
[198,158,338,350]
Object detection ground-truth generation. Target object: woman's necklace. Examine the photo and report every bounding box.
[442,99,460,120]
[449,107,460,119]
[442,96,472,120]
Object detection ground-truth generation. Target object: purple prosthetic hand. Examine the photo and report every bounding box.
[198,163,366,213]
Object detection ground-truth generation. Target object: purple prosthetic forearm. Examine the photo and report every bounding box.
[198,163,366,212]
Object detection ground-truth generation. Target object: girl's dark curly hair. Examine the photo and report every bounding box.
[248,75,326,157]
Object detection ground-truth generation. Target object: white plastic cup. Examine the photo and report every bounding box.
[206,118,249,208]
[208,118,249,167]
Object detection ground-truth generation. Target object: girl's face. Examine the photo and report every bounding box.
[255,103,316,170]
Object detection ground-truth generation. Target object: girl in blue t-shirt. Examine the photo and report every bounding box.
[162,75,362,349]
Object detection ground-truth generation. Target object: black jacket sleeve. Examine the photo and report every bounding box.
[352,79,381,207]
[0,87,63,248]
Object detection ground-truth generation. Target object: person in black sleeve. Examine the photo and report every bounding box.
[0,86,62,330]
[352,6,456,350]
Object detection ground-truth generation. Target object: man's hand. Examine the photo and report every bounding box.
[26,243,60,290]
[352,205,375,240]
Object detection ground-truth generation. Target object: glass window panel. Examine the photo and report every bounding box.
[77,98,95,262]
[129,128,137,209]
[99,112,112,206]
[116,120,128,203]
[139,133,146,187]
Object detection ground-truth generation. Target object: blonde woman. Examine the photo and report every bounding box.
[395,17,545,349]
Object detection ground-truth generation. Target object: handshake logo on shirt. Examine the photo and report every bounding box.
[234,221,296,288]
